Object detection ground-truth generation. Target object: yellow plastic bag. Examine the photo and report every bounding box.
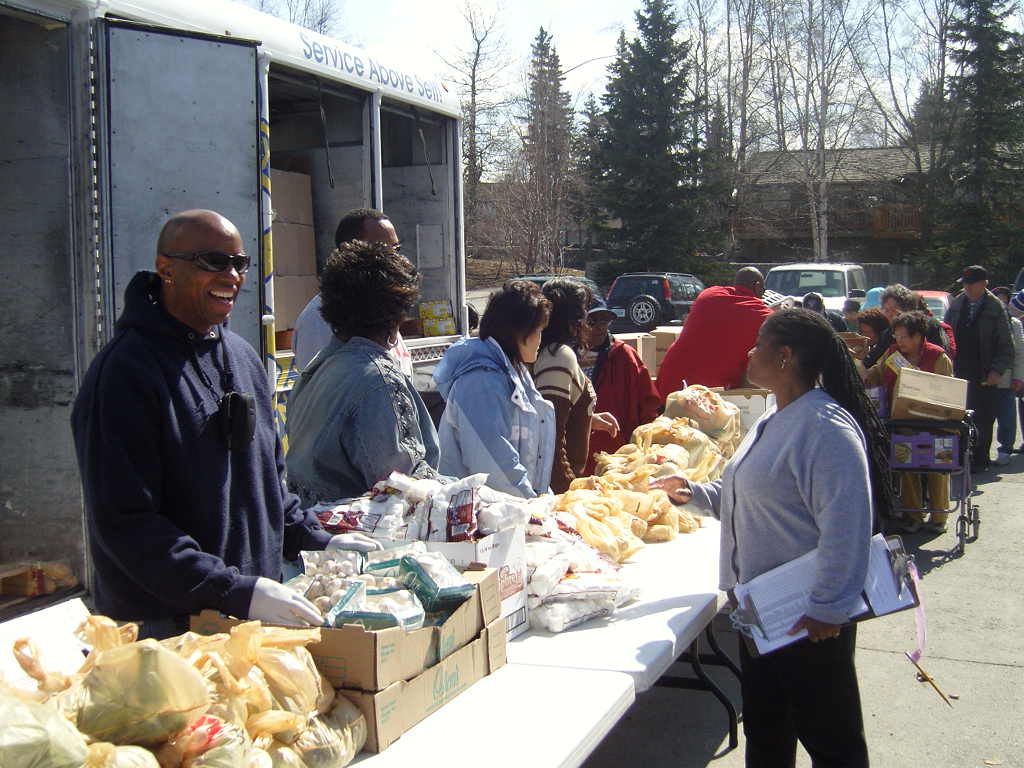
[84,743,159,767]
[0,691,88,768]
[74,640,210,746]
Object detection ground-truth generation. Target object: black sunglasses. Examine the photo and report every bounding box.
[162,250,250,274]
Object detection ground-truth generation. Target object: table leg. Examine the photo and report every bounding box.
[655,635,740,751]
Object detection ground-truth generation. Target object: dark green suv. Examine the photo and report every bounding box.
[606,272,705,330]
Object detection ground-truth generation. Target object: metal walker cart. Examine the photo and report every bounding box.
[885,413,980,556]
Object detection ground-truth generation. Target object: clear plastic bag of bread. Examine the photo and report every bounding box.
[0,686,88,768]
[70,639,210,746]
[84,743,160,767]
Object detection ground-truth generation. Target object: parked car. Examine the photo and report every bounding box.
[763,263,868,312]
[513,274,602,299]
[606,272,706,330]
[917,290,952,321]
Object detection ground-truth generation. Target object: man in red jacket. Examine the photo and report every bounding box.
[580,299,661,475]
[656,267,771,400]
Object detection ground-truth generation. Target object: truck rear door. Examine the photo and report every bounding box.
[103,20,262,351]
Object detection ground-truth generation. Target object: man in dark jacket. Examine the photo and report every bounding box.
[945,265,1014,472]
[71,210,377,639]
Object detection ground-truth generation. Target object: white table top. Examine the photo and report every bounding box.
[0,597,90,692]
[508,518,723,692]
[352,664,635,768]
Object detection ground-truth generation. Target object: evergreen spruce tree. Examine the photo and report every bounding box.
[565,95,606,258]
[597,0,703,272]
[945,0,1024,275]
[522,28,574,269]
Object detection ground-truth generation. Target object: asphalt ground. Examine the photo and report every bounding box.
[584,435,1023,768]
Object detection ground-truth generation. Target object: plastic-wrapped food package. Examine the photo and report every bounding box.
[382,472,445,504]
[363,541,426,577]
[0,691,88,768]
[530,599,615,633]
[527,553,572,603]
[265,743,305,768]
[329,588,425,631]
[423,474,487,542]
[254,646,325,721]
[300,551,362,580]
[311,492,411,540]
[319,697,366,766]
[399,552,475,612]
[83,743,159,767]
[72,639,210,746]
[307,579,365,620]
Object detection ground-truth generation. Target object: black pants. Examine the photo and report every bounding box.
[966,381,1000,468]
[739,624,868,768]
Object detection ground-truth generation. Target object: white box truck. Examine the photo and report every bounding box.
[0,0,466,590]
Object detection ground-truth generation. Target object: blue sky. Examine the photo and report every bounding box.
[330,0,641,104]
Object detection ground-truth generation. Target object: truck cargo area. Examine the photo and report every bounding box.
[267,68,458,345]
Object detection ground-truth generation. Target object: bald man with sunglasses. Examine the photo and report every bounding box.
[72,210,378,640]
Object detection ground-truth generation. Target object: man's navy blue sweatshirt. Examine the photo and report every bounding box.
[71,271,331,626]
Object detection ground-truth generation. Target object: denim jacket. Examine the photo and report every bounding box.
[433,337,555,497]
[286,336,440,505]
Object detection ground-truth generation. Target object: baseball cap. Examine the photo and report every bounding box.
[1010,291,1024,319]
[957,265,988,284]
[587,297,617,322]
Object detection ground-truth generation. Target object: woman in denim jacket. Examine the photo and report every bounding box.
[286,241,439,505]
[433,281,556,497]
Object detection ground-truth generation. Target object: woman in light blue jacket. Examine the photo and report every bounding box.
[433,281,555,497]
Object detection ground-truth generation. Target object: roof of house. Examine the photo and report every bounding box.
[743,146,934,185]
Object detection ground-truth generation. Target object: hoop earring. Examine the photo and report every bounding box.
[780,359,787,370]
[387,331,400,349]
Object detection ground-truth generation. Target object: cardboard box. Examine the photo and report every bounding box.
[273,275,319,331]
[191,568,500,691]
[427,527,528,640]
[341,618,507,753]
[891,368,968,421]
[891,432,960,470]
[271,168,313,226]
[838,331,870,358]
[615,332,657,373]
[715,388,775,435]
[272,221,317,276]
[419,300,456,337]
[652,326,683,373]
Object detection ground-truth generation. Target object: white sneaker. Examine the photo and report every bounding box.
[996,451,1011,466]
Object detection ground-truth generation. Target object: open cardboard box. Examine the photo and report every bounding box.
[191,567,500,691]
[427,526,528,640]
[891,368,968,421]
[615,332,657,373]
[712,387,776,435]
[341,617,507,752]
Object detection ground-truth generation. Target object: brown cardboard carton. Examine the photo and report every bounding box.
[341,617,507,752]
[191,568,500,691]
[273,275,319,331]
[427,527,527,640]
[651,326,683,373]
[270,169,313,225]
[891,367,968,421]
[712,387,775,435]
[272,222,317,276]
[614,332,657,373]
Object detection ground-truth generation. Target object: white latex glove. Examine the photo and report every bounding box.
[248,577,322,626]
[326,532,384,553]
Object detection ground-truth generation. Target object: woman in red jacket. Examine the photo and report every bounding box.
[579,299,662,475]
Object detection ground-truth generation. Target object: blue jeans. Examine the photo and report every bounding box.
[995,388,1018,453]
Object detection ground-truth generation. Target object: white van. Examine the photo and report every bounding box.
[764,263,868,312]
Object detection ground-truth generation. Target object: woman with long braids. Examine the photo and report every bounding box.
[653,308,893,768]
